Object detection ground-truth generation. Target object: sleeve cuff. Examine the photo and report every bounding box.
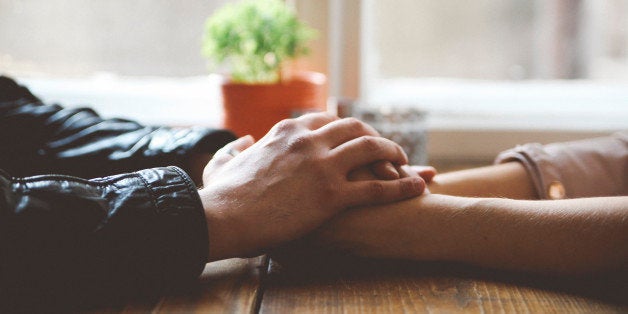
[132,166,209,286]
[495,133,628,199]
[494,143,562,199]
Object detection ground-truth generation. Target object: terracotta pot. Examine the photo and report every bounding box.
[220,71,327,140]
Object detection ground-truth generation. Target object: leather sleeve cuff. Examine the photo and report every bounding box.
[91,166,209,292]
[132,166,209,284]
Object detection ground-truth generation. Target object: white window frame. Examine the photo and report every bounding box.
[327,0,628,162]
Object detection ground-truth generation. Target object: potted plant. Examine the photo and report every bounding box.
[202,0,326,139]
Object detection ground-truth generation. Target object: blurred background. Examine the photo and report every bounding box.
[3,1,628,79]
[2,0,627,168]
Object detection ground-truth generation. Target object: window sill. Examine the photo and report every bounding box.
[18,74,225,127]
[366,78,627,161]
[367,78,628,132]
[19,75,627,162]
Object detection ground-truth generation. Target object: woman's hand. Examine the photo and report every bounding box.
[307,164,436,259]
[198,113,427,261]
[408,165,437,183]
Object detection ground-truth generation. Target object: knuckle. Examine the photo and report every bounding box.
[273,119,297,134]
[318,112,337,121]
[360,136,382,152]
[344,117,368,134]
[287,134,314,152]
[343,117,361,126]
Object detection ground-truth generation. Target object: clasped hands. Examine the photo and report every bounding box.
[198,112,434,261]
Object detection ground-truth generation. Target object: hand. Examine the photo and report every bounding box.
[408,165,437,183]
[305,164,437,260]
[310,195,441,261]
[350,164,437,183]
[198,113,426,261]
[354,162,437,183]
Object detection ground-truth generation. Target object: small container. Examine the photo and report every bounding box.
[356,105,429,165]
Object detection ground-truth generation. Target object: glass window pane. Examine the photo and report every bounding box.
[372,0,534,80]
[0,0,230,77]
[368,0,628,81]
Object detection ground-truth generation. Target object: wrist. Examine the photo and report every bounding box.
[199,188,242,261]
[407,194,481,262]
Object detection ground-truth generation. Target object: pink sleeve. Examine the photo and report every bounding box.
[494,132,628,199]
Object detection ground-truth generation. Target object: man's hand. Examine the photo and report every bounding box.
[198,113,426,261]
[289,164,437,261]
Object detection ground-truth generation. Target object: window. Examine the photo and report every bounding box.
[356,0,628,121]
[364,0,628,81]
[0,0,232,125]
[0,0,230,77]
[327,0,628,162]
[3,0,627,163]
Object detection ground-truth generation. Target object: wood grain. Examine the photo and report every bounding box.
[260,256,628,314]
[88,256,267,313]
[85,251,627,313]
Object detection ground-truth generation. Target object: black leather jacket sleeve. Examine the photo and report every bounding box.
[0,76,236,178]
[0,76,231,310]
[0,166,209,310]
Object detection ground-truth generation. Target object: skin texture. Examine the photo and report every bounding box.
[315,163,628,275]
[198,113,426,261]
[427,162,538,199]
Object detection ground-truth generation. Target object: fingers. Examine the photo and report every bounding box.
[294,112,340,130]
[342,176,425,207]
[314,117,402,179]
[331,136,409,172]
[231,134,256,151]
[313,117,380,148]
[408,165,437,183]
[211,135,255,166]
[370,160,400,180]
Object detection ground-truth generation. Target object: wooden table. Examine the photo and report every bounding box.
[91,252,628,313]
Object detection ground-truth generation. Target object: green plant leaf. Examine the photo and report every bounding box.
[202,0,317,83]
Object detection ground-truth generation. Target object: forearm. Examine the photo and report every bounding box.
[422,195,628,274]
[428,162,538,199]
[321,194,628,275]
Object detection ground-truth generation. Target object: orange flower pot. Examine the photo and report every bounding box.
[220,71,327,140]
